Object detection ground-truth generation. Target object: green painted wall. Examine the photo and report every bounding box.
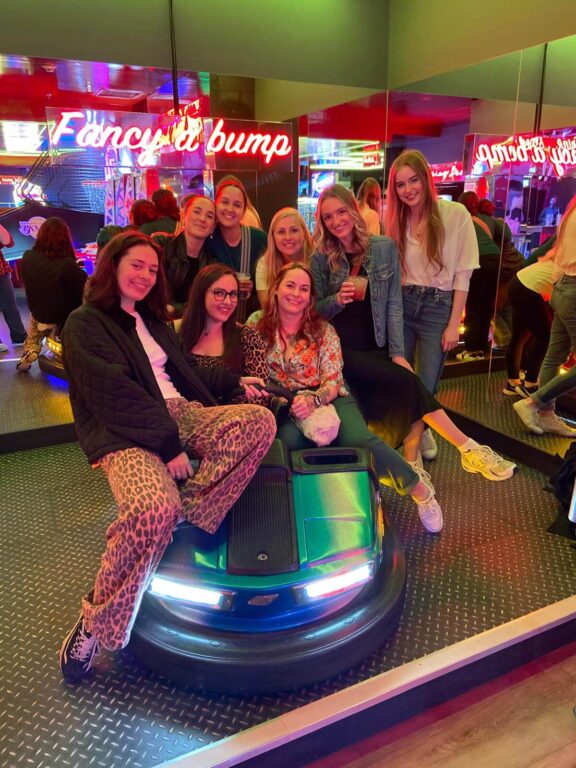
[0,0,389,89]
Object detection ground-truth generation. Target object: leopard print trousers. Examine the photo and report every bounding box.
[82,399,276,650]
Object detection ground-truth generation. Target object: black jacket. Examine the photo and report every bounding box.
[21,248,87,329]
[163,233,215,313]
[62,302,240,464]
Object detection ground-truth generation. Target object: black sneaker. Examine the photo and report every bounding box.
[59,614,100,683]
[515,383,539,399]
[502,381,520,396]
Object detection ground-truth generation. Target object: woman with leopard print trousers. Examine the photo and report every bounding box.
[59,231,276,683]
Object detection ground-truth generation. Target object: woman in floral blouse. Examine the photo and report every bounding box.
[246,261,445,533]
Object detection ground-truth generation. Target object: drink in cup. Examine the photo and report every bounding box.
[350,275,368,301]
[236,272,252,299]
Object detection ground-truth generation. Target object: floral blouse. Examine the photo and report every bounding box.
[245,311,349,397]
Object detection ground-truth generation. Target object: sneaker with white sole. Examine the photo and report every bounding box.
[538,412,576,437]
[420,429,438,460]
[461,445,517,481]
[410,464,443,532]
[455,350,485,362]
[514,383,539,399]
[59,614,100,683]
[513,399,544,434]
[0,341,8,353]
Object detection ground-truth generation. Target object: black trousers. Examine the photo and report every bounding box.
[463,259,500,354]
[506,275,552,381]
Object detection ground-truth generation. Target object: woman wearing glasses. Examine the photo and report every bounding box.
[179,263,269,384]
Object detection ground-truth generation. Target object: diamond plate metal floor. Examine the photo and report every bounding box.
[1,439,575,768]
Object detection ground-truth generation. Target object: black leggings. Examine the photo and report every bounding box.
[342,346,440,448]
[506,275,552,381]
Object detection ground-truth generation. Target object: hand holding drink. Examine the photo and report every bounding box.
[349,275,368,301]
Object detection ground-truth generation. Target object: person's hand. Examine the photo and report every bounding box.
[167,303,175,316]
[336,281,355,306]
[239,376,268,399]
[237,278,254,299]
[290,393,316,420]
[166,451,194,482]
[391,355,414,372]
[441,323,460,352]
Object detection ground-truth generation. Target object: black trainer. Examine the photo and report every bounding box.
[59,614,100,683]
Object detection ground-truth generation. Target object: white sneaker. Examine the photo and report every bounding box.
[0,341,8,353]
[455,350,485,362]
[410,464,443,533]
[420,429,438,460]
[461,445,517,481]
[513,399,543,435]
[538,412,576,437]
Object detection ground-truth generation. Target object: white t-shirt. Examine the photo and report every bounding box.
[255,256,269,291]
[131,310,183,400]
[401,199,479,291]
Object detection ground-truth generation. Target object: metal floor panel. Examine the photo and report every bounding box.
[1,439,575,768]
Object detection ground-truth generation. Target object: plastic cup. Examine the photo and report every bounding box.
[236,272,252,299]
[350,275,368,301]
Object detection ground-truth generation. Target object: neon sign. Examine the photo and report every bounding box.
[430,162,464,183]
[469,132,576,177]
[47,108,293,170]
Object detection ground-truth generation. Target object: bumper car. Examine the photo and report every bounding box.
[37,329,66,378]
[129,390,407,693]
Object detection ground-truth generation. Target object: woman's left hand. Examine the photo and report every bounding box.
[441,323,460,352]
[290,394,315,420]
[239,376,268,399]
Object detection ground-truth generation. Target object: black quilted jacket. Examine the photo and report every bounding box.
[62,302,240,464]
[21,248,87,329]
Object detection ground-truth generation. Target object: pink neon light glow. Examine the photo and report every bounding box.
[473,134,576,177]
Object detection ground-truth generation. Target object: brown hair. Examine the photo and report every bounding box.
[261,207,314,293]
[130,199,158,227]
[86,231,169,320]
[34,217,76,261]
[357,177,382,212]
[179,263,243,373]
[257,262,326,351]
[312,184,370,272]
[385,149,445,274]
[151,188,179,221]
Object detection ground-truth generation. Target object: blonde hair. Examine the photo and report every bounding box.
[385,149,445,274]
[261,207,313,292]
[313,185,370,272]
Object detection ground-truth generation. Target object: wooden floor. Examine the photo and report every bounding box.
[304,641,576,768]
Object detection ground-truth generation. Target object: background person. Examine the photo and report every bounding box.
[0,223,27,352]
[140,188,180,235]
[357,177,382,235]
[255,207,314,307]
[385,151,478,462]
[17,217,87,372]
[129,199,158,230]
[58,231,275,683]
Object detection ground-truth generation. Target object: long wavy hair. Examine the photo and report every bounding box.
[313,185,370,272]
[257,262,326,351]
[261,207,314,293]
[86,231,169,320]
[179,263,243,373]
[357,177,381,212]
[385,149,445,275]
[34,217,76,261]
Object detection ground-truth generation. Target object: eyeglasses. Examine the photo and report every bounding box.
[211,288,239,302]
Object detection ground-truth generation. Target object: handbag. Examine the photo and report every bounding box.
[294,403,341,447]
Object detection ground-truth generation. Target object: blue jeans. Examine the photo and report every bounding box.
[0,272,27,343]
[533,275,576,407]
[402,285,453,395]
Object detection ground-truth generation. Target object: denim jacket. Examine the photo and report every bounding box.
[310,235,404,358]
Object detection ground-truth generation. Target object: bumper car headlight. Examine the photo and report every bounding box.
[295,562,374,604]
[149,575,234,610]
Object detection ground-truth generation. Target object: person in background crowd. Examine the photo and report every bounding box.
[205,178,267,320]
[180,263,268,386]
[218,174,263,229]
[357,177,382,235]
[129,199,158,230]
[477,198,496,216]
[17,217,87,372]
[385,151,478,462]
[538,195,560,226]
[58,231,275,683]
[0,223,27,352]
[163,196,217,318]
[514,196,576,437]
[255,207,314,307]
[96,225,124,256]
[247,262,444,533]
[455,191,502,362]
[140,189,180,236]
[503,248,555,398]
[311,184,514,487]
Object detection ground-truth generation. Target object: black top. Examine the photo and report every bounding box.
[330,257,378,351]
[162,232,216,315]
[21,248,87,329]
